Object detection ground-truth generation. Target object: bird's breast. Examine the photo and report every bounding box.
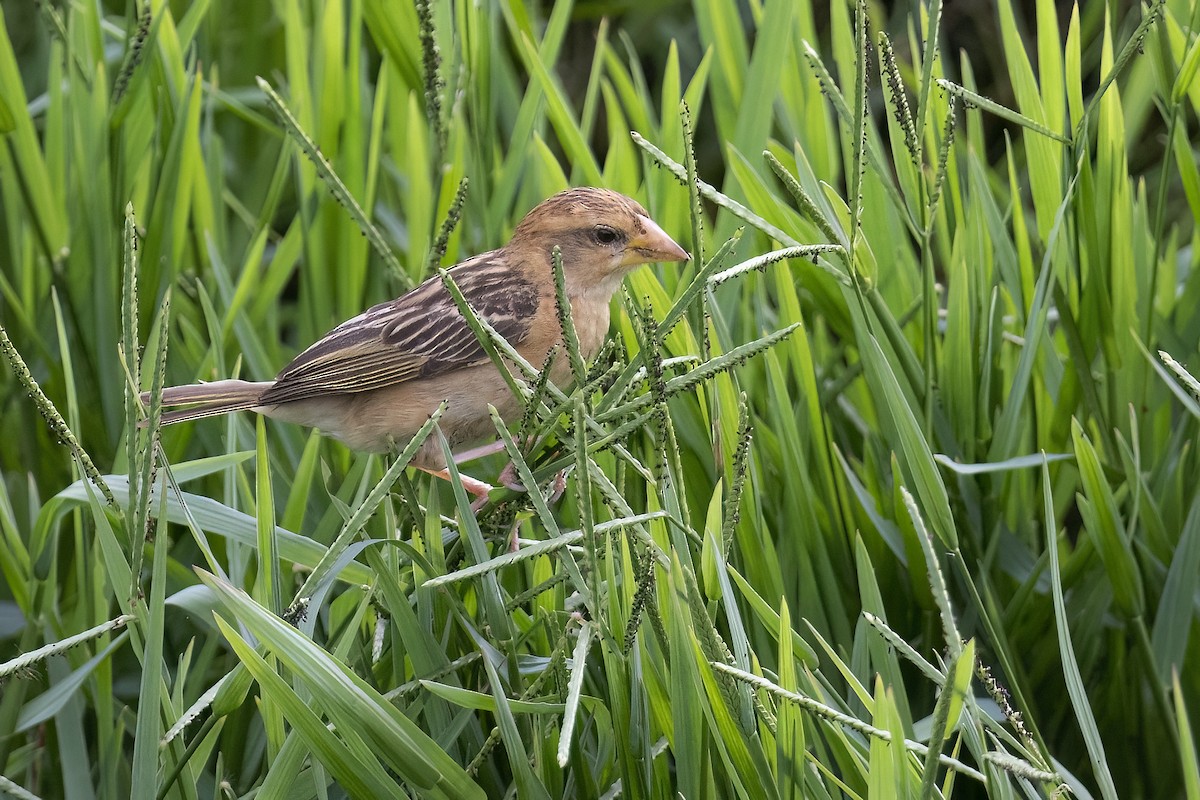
[513,289,614,379]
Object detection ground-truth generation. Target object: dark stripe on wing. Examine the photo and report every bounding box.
[259,254,539,405]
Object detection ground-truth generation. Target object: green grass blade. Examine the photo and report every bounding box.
[1042,458,1121,800]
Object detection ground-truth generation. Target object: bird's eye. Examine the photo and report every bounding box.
[592,225,622,246]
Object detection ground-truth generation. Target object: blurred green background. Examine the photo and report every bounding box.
[1,0,1198,797]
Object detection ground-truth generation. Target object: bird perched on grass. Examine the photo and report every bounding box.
[146,187,689,502]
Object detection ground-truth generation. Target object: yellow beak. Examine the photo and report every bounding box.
[622,215,690,267]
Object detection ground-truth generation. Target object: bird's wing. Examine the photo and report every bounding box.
[258,253,540,405]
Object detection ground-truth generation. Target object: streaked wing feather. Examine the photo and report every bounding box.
[259,254,538,405]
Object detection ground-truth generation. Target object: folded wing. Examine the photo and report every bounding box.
[259,254,539,405]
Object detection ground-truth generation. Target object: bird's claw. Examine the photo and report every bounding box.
[547,469,568,503]
[497,461,526,493]
[494,462,568,504]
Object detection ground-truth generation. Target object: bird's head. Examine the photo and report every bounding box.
[509,188,690,296]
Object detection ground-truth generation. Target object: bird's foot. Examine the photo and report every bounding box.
[497,460,526,493]
[431,439,566,510]
[546,469,568,503]
[496,461,568,504]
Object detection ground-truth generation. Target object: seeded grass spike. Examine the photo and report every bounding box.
[0,615,133,681]
[113,6,151,103]
[926,95,957,233]
[720,394,752,558]
[517,344,559,446]
[416,0,447,160]
[1076,0,1165,141]
[427,176,468,272]
[255,76,408,287]
[121,204,141,497]
[1160,350,1200,402]
[623,540,659,652]
[128,289,170,601]
[706,245,843,287]
[680,101,704,267]
[632,132,801,247]
[764,150,847,257]
[551,246,588,388]
[0,322,113,506]
[913,0,944,157]
[848,0,870,271]
[713,662,988,782]
[935,80,1070,143]
[595,323,800,424]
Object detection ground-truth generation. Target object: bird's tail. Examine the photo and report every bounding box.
[140,379,273,426]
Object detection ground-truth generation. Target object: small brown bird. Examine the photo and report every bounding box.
[147,188,689,501]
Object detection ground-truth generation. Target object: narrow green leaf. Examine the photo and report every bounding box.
[1042,458,1121,800]
[1151,499,1200,680]
[131,503,169,800]
[557,622,593,767]
[255,418,282,615]
[1071,419,1144,619]
[1175,672,1200,800]
[478,645,553,800]
[859,332,958,549]
[54,477,372,585]
[419,681,566,715]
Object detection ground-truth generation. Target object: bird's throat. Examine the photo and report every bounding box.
[568,291,614,360]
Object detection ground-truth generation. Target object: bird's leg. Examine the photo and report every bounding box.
[451,440,507,464]
[450,440,518,510]
[396,437,500,510]
[416,466,495,505]
[451,438,535,493]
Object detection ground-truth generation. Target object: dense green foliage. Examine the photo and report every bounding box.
[2,0,1199,797]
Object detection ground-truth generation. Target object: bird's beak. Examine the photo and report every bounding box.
[623,215,690,266]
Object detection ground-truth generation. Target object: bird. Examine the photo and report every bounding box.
[145,187,690,502]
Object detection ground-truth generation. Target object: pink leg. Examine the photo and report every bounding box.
[417,466,494,503]
[451,440,507,464]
